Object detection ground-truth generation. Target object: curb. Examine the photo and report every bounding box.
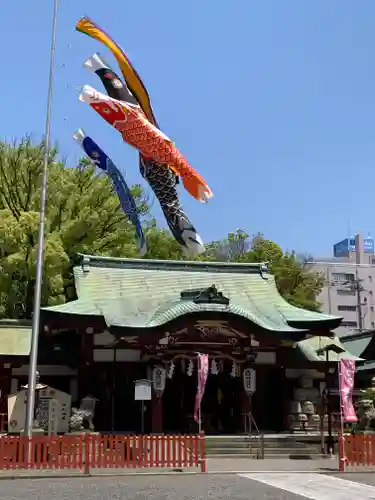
[0,471,199,480]
[0,469,344,480]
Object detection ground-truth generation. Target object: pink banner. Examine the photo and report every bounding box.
[339,359,357,423]
[194,354,209,423]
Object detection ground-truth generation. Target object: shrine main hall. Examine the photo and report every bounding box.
[0,254,358,434]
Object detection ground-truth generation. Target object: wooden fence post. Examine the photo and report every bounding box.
[338,431,345,472]
[199,432,206,473]
[84,433,90,475]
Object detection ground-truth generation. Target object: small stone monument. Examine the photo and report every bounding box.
[69,395,98,432]
[287,375,321,432]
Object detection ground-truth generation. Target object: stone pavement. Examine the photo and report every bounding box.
[206,456,340,472]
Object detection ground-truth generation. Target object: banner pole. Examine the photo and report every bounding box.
[197,353,201,434]
[338,360,346,471]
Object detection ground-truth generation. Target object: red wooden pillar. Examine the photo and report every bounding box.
[277,347,289,431]
[0,363,11,431]
[241,386,250,432]
[78,327,94,399]
[151,392,163,433]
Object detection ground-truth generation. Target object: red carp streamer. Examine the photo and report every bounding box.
[79,85,213,203]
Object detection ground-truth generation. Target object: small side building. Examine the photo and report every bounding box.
[341,329,375,386]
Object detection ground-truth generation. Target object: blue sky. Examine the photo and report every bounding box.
[2,1,375,257]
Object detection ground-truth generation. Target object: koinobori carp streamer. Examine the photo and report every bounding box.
[83,52,205,254]
[76,16,158,126]
[79,85,213,204]
[73,128,147,255]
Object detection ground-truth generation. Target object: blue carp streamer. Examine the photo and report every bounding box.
[73,129,147,255]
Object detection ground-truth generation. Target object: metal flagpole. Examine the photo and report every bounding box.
[197,354,201,434]
[24,0,59,437]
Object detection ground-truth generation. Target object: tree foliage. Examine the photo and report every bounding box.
[0,137,152,318]
[205,230,324,311]
[0,137,324,318]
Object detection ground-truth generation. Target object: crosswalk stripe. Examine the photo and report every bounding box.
[238,472,375,500]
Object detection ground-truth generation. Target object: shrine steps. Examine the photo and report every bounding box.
[205,434,328,459]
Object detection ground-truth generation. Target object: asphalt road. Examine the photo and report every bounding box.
[2,472,375,500]
[0,474,304,500]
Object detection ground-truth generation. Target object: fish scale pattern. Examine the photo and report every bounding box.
[140,157,200,248]
[43,256,338,330]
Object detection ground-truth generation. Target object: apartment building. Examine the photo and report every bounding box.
[309,234,375,336]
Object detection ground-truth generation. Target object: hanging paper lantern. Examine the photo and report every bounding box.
[167,361,175,379]
[211,359,218,375]
[152,366,166,396]
[187,359,194,377]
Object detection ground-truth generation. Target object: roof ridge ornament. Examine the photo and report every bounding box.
[260,262,269,280]
[193,285,230,306]
[82,255,91,273]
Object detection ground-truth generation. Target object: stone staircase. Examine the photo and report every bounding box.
[205,434,326,459]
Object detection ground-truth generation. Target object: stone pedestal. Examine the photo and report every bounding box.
[18,427,45,436]
[287,375,322,432]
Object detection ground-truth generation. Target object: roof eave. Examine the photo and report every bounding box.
[288,316,343,332]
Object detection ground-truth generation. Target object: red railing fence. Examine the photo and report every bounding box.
[0,433,206,473]
[339,432,375,471]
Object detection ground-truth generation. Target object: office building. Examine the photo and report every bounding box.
[309,234,375,336]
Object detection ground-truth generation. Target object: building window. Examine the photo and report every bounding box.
[372,322,375,328]
[336,289,355,296]
[340,321,358,328]
[337,305,357,312]
[332,272,355,283]
[371,290,373,296]
[371,306,374,312]
[370,275,373,282]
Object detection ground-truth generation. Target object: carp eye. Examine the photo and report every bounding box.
[103,108,111,114]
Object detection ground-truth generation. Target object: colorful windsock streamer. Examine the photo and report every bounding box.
[76,16,157,126]
[83,53,205,254]
[73,129,147,255]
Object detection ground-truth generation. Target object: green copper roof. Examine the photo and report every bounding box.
[357,361,375,371]
[294,335,362,363]
[42,254,341,332]
[0,320,31,356]
[340,331,373,359]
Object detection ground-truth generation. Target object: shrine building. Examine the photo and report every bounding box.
[0,254,360,435]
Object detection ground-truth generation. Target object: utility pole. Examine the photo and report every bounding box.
[342,270,366,331]
[355,269,364,331]
[330,270,367,331]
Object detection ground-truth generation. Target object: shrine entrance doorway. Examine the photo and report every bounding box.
[162,360,244,434]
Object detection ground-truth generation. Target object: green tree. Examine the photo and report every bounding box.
[204,229,250,261]
[204,230,324,311]
[0,137,175,318]
[143,221,185,260]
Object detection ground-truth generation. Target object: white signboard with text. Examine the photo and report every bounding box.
[134,379,152,401]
